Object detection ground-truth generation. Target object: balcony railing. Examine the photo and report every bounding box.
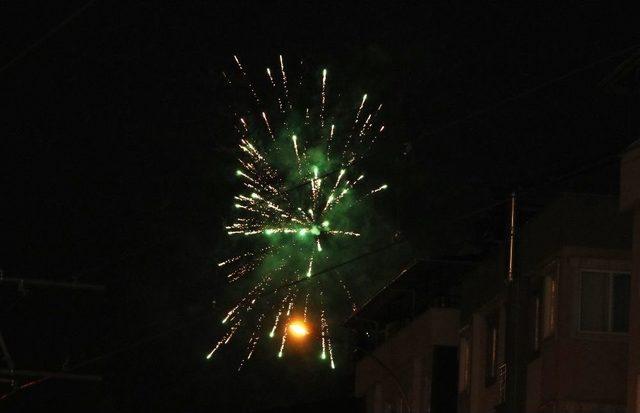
[497,362,507,405]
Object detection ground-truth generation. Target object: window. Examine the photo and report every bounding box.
[529,294,541,353]
[580,271,630,333]
[458,336,470,393]
[486,314,499,383]
[542,276,557,338]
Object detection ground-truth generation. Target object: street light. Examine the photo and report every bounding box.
[288,320,309,338]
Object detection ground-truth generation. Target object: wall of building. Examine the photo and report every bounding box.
[621,143,640,413]
[458,191,633,413]
[355,308,459,413]
[526,357,542,413]
[458,302,506,413]
[525,249,630,412]
[559,253,629,405]
[629,210,640,412]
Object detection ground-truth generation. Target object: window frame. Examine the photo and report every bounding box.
[485,312,499,386]
[528,291,542,358]
[577,269,630,335]
[458,334,471,394]
[542,275,557,340]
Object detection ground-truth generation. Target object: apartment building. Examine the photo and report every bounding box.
[349,260,464,413]
[458,193,632,413]
[352,192,633,413]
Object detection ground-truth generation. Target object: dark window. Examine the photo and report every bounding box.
[612,273,630,332]
[432,346,459,413]
[580,271,630,333]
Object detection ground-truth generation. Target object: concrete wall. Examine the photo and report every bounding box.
[458,302,506,413]
[621,144,640,413]
[628,211,640,412]
[621,145,640,212]
[526,357,542,413]
[355,308,459,413]
[559,253,629,405]
[525,249,630,412]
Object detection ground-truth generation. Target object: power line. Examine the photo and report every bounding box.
[261,43,640,204]
[7,39,632,291]
[0,0,98,76]
[264,237,409,295]
[0,217,485,401]
[0,370,100,382]
[3,37,636,404]
[0,235,409,401]
[0,146,622,400]
[0,276,105,292]
[519,154,620,195]
[422,42,640,138]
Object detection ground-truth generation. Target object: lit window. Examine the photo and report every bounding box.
[458,336,471,393]
[542,276,557,338]
[580,271,630,333]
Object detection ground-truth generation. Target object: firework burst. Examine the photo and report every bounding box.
[210,55,388,370]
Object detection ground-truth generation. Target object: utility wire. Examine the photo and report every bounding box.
[0,146,624,401]
[0,237,406,401]
[0,0,98,76]
[3,39,636,403]
[6,40,634,290]
[519,154,620,195]
[0,184,537,400]
[260,42,640,203]
[422,42,640,138]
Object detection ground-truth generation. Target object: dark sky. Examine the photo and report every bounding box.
[2,1,640,412]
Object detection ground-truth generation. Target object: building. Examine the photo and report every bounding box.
[349,260,466,413]
[621,140,640,413]
[351,192,634,413]
[458,193,632,413]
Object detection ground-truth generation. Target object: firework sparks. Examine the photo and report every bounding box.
[320,68,327,129]
[262,112,275,141]
[292,134,301,172]
[233,55,260,105]
[279,54,291,109]
[211,55,388,369]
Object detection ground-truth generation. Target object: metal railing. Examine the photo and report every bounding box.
[497,362,507,405]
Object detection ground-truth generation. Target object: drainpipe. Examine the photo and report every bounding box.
[507,192,516,284]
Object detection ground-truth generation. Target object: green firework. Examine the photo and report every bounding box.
[211,55,387,371]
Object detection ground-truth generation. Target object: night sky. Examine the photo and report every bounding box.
[2,2,639,412]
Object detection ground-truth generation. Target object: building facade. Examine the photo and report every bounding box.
[353,193,634,413]
[621,140,640,413]
[350,261,464,413]
[458,193,632,413]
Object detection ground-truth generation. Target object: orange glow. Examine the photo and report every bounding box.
[289,320,309,338]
